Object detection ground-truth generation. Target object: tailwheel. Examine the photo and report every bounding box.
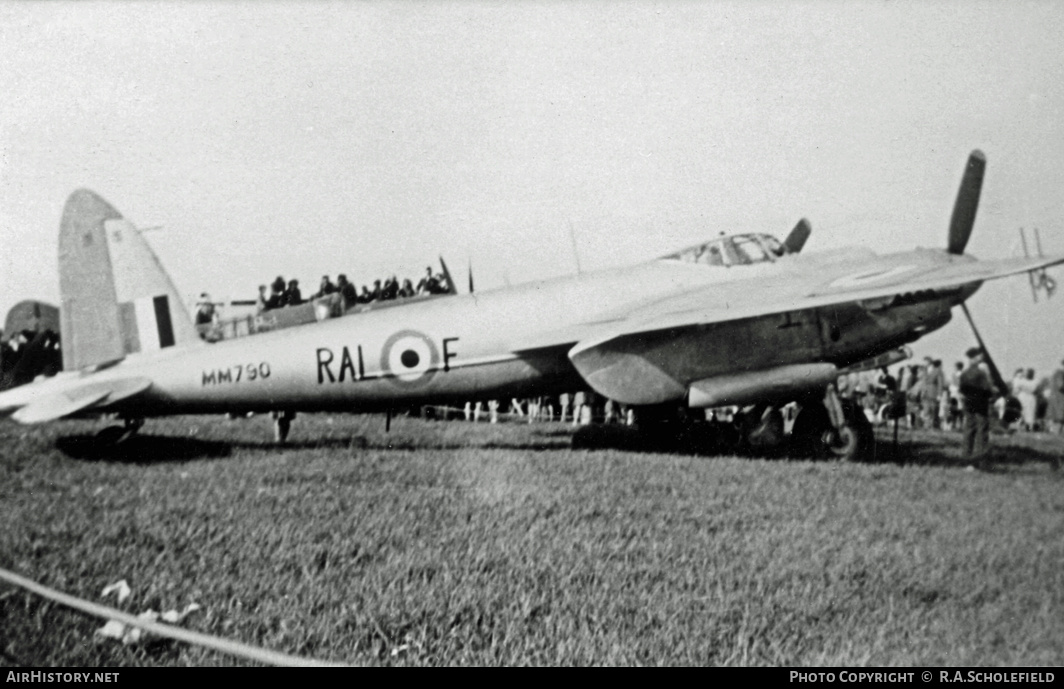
[95,418,143,447]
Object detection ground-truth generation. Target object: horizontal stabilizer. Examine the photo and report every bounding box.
[11,377,151,424]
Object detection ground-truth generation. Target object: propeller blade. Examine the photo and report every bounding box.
[960,303,1010,397]
[947,150,986,255]
[783,218,812,254]
[438,256,459,296]
[468,264,475,294]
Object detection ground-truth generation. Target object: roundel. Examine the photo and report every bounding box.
[380,329,440,387]
[828,264,916,289]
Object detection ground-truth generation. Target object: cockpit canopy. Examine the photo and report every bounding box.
[661,233,789,266]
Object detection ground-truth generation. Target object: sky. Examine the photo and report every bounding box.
[2,1,1064,376]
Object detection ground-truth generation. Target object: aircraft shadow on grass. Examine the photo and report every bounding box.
[55,430,573,461]
[571,424,1063,472]
[55,433,233,463]
[54,423,1059,471]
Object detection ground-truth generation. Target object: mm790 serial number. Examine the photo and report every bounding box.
[202,362,271,386]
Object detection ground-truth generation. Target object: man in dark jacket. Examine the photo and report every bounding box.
[336,274,358,310]
[315,275,338,299]
[959,347,995,466]
[283,279,303,307]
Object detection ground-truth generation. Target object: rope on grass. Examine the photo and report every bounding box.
[0,566,349,667]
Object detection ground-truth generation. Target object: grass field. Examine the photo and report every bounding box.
[1,413,1062,666]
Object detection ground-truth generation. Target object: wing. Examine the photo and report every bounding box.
[567,253,1064,403]
[573,253,1064,357]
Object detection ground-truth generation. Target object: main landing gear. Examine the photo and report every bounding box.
[573,384,875,461]
[789,386,874,462]
[94,417,144,447]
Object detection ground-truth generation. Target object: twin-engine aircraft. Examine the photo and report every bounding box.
[0,150,1060,458]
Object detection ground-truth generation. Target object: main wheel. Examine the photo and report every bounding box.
[790,400,873,462]
[825,425,860,460]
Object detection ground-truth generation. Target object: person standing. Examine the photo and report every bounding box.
[876,366,898,423]
[922,359,946,429]
[255,284,269,314]
[947,361,964,430]
[315,275,338,299]
[337,274,358,311]
[266,276,286,310]
[1046,359,1064,434]
[906,365,926,428]
[571,391,586,426]
[416,267,439,295]
[1014,368,1039,431]
[283,279,303,306]
[959,347,995,467]
[194,293,216,327]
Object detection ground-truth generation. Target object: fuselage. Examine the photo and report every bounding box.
[0,244,978,418]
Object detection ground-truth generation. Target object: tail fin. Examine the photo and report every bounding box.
[58,189,199,370]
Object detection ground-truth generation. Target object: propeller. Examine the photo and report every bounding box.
[438,256,459,296]
[783,218,812,254]
[468,263,475,294]
[947,150,986,255]
[960,304,1008,395]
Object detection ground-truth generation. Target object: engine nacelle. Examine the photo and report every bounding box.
[687,362,839,408]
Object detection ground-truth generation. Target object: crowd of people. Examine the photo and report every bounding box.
[253,267,451,315]
[0,327,62,387]
[837,354,1064,435]
[450,392,633,426]
[191,267,454,335]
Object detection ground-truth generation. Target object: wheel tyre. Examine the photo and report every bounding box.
[95,425,132,448]
[826,425,861,461]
